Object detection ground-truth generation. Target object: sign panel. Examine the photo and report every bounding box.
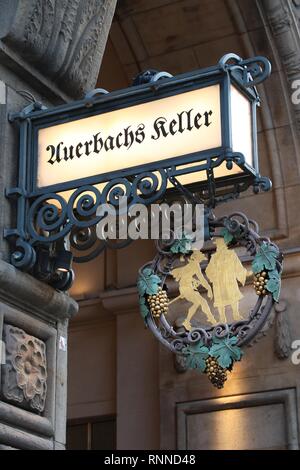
[37,85,222,188]
[230,85,253,166]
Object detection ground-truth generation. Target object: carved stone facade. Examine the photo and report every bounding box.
[67,0,300,450]
[2,325,47,413]
[0,0,115,450]
[261,0,300,132]
[274,300,292,359]
[0,0,117,99]
[0,260,78,449]
[1,0,300,451]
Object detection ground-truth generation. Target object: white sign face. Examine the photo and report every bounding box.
[59,336,67,352]
[37,85,222,188]
[230,85,253,166]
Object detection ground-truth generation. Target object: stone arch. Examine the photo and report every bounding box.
[96,0,300,257]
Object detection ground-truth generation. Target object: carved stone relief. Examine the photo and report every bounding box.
[262,0,300,131]
[1,324,47,413]
[0,0,117,98]
[274,300,291,359]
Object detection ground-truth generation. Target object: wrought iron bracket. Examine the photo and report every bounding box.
[5,187,27,199]
[9,101,47,122]
[4,55,273,290]
[83,88,109,108]
[219,53,271,94]
[132,69,173,87]
[253,176,272,193]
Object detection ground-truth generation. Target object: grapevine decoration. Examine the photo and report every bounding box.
[251,242,282,302]
[205,357,228,389]
[137,213,283,389]
[148,287,169,318]
[253,271,267,296]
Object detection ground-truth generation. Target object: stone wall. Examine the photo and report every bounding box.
[0,0,117,450]
[68,0,300,450]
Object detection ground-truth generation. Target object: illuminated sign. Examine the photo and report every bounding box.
[34,75,255,192]
[38,85,222,188]
[5,54,272,277]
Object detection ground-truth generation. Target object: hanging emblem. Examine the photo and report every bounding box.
[137,212,283,388]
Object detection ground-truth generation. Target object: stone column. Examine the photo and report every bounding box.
[0,260,78,450]
[0,0,117,450]
[101,288,160,450]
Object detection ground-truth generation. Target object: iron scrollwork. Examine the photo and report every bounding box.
[5,159,272,288]
[219,53,272,88]
[5,54,273,290]
[7,169,169,272]
[137,212,283,388]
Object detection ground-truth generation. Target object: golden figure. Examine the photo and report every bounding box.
[205,238,247,323]
[170,251,215,330]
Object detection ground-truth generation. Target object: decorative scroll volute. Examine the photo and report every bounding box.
[0,0,117,98]
[137,212,283,389]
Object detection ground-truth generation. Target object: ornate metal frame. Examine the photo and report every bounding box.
[4,54,272,288]
[140,212,282,349]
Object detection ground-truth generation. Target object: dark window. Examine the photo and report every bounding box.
[66,423,87,450]
[66,416,116,450]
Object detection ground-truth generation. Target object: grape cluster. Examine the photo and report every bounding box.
[148,287,169,318]
[205,357,228,389]
[253,271,268,296]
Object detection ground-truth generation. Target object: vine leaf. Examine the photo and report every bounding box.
[266,269,281,302]
[137,268,161,296]
[221,227,240,245]
[139,296,149,324]
[209,336,243,369]
[170,233,194,254]
[183,342,209,372]
[221,228,234,245]
[252,242,279,274]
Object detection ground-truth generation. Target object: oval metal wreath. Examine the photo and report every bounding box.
[137,212,283,388]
